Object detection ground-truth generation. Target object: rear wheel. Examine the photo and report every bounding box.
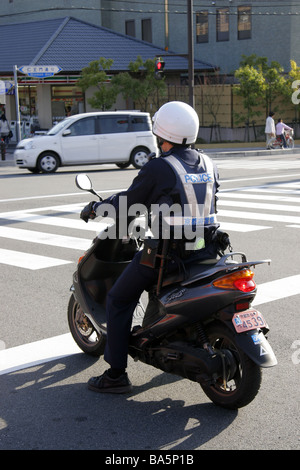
[130,147,150,169]
[67,294,106,356]
[200,323,262,409]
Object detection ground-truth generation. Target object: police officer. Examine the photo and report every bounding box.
[80,101,220,393]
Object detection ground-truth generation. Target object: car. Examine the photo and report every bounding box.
[14,111,158,173]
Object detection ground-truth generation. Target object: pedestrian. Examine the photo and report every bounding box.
[0,114,11,145]
[65,106,72,117]
[275,118,293,149]
[80,101,221,394]
[265,111,275,149]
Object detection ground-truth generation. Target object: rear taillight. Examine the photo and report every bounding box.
[213,269,256,293]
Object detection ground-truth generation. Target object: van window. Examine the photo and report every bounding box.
[68,117,96,136]
[130,115,150,131]
[100,116,129,134]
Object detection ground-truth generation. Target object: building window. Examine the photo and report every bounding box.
[18,86,37,119]
[238,6,252,40]
[216,8,229,41]
[142,18,152,43]
[196,11,209,43]
[125,20,135,38]
[51,85,84,123]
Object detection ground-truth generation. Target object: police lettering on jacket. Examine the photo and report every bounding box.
[183,172,213,184]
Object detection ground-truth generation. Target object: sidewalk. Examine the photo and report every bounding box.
[1,141,300,168]
[200,140,300,158]
[0,145,16,166]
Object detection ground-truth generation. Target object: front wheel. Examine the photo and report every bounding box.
[67,294,106,356]
[116,162,130,169]
[287,137,294,149]
[37,152,59,173]
[200,323,262,409]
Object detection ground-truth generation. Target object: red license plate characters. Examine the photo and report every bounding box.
[232,309,267,333]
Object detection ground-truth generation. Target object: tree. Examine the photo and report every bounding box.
[77,57,119,111]
[112,55,166,111]
[233,64,265,125]
[239,54,286,115]
[200,72,227,142]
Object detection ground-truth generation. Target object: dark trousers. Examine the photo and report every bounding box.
[103,242,216,370]
[104,250,158,369]
[277,134,287,148]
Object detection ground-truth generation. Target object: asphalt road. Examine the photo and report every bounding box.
[0,153,299,451]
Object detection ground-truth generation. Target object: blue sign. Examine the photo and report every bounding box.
[18,65,62,78]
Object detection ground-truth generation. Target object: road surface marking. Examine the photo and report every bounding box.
[0,226,91,251]
[0,334,81,375]
[253,274,300,306]
[218,200,300,213]
[218,209,300,225]
[219,222,270,232]
[0,248,72,269]
[1,274,300,375]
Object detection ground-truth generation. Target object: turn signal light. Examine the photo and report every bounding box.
[78,254,86,264]
[213,269,256,293]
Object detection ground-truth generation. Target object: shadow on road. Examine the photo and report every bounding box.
[0,353,237,450]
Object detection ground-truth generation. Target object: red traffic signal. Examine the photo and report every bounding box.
[155,58,165,79]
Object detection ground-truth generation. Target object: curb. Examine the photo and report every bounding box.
[206,148,300,158]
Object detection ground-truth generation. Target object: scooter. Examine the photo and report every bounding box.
[68,174,277,409]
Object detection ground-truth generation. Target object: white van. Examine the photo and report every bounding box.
[14,111,158,173]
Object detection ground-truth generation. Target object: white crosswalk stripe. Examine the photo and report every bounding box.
[216,158,300,170]
[0,203,92,269]
[218,181,300,232]
[0,180,299,269]
[0,248,72,269]
[0,226,91,251]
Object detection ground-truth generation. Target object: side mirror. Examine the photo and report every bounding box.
[76,174,92,191]
[75,174,103,201]
[62,129,71,136]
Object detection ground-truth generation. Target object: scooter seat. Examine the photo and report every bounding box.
[161,259,218,288]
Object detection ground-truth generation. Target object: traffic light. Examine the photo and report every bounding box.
[155,58,165,80]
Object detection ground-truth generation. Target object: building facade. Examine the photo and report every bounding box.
[1,1,300,73]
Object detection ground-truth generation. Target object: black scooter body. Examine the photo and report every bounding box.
[72,230,277,369]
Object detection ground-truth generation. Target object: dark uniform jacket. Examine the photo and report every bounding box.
[94,145,220,260]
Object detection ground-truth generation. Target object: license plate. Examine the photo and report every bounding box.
[232,309,267,333]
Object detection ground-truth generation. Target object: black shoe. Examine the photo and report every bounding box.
[88,370,133,394]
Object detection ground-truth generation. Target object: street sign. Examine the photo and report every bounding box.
[0,80,14,94]
[18,65,62,78]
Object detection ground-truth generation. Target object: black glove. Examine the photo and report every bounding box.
[80,201,97,223]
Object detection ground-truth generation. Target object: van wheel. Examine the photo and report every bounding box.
[38,152,59,173]
[130,147,150,169]
[27,167,41,174]
[116,162,130,169]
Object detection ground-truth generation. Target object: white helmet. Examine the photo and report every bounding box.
[152,101,199,145]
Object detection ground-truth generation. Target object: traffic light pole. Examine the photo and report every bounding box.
[187,0,195,109]
[156,1,195,109]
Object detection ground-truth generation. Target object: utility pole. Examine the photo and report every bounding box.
[13,65,21,143]
[187,0,195,109]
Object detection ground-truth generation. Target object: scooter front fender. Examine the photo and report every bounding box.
[225,322,278,367]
